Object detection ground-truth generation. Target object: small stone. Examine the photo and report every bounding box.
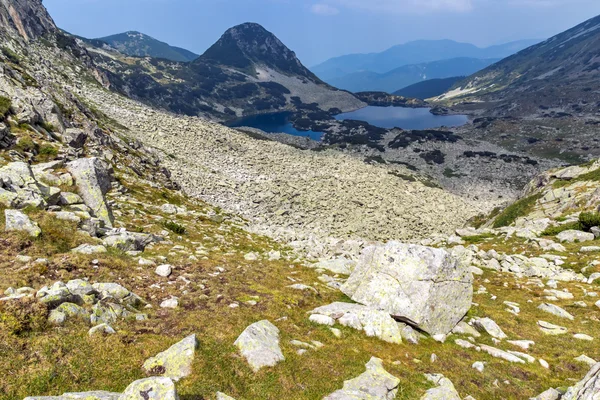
[574,354,597,366]
[574,333,593,341]
[538,303,574,320]
[160,297,179,309]
[330,328,342,338]
[538,320,568,335]
[472,317,508,339]
[472,361,485,372]
[155,264,173,277]
[5,210,41,237]
[234,320,284,372]
[120,377,178,399]
[88,323,116,336]
[539,359,550,369]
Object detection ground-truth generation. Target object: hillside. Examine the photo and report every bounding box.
[95,31,199,62]
[4,1,600,399]
[312,39,540,81]
[394,77,464,100]
[80,23,363,120]
[437,14,600,115]
[328,57,498,93]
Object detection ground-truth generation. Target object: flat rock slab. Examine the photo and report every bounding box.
[323,357,400,400]
[234,320,284,372]
[557,230,595,243]
[480,344,526,363]
[538,303,574,320]
[341,242,473,336]
[538,320,568,335]
[24,392,120,400]
[310,302,403,344]
[142,334,198,381]
[472,317,508,339]
[119,377,178,400]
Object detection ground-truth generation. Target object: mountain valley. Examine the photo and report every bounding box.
[1,1,600,399]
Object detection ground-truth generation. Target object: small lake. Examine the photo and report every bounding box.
[227,112,323,141]
[335,106,468,130]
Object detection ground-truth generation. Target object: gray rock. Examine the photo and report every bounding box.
[59,192,83,206]
[88,323,116,336]
[562,362,600,399]
[5,209,41,237]
[142,334,197,381]
[538,320,568,335]
[531,388,562,400]
[67,158,113,228]
[472,317,508,339]
[234,320,284,372]
[575,355,598,367]
[421,373,461,400]
[341,242,473,336]
[323,357,400,400]
[119,377,178,400]
[538,303,574,320]
[479,344,526,363]
[216,394,236,400]
[557,230,595,243]
[310,302,403,344]
[71,244,107,254]
[155,264,172,277]
[63,128,87,149]
[313,258,357,275]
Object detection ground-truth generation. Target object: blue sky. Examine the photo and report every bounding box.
[44,0,600,66]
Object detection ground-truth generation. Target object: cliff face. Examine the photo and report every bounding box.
[0,0,57,40]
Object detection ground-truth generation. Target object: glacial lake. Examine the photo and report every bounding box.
[335,106,469,130]
[227,107,468,141]
[227,112,324,141]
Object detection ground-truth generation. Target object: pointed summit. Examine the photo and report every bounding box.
[198,22,317,79]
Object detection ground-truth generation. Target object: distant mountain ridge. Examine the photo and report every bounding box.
[327,57,499,93]
[312,39,541,81]
[96,31,199,62]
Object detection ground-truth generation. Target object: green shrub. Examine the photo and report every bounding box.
[0,96,11,117]
[493,193,542,228]
[16,136,36,153]
[164,220,186,234]
[1,47,20,64]
[38,144,58,161]
[579,212,600,231]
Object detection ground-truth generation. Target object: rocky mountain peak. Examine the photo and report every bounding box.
[198,22,317,79]
[0,0,57,40]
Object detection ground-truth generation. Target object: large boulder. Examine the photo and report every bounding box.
[234,320,284,372]
[0,162,57,208]
[341,242,473,336]
[323,357,400,400]
[557,230,595,243]
[67,158,113,228]
[562,362,600,399]
[142,335,198,381]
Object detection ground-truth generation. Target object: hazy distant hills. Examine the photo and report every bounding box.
[311,39,540,93]
[327,57,499,93]
[96,31,199,62]
[312,39,540,80]
[439,14,600,116]
[394,77,464,100]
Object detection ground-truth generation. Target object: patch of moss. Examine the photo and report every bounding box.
[0,96,11,118]
[164,220,186,235]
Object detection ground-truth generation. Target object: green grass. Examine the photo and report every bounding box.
[461,233,496,244]
[163,220,186,235]
[0,96,11,118]
[541,222,581,236]
[493,193,543,228]
[1,47,20,64]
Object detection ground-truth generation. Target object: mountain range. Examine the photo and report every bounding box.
[327,57,499,93]
[311,39,541,81]
[82,23,363,120]
[393,77,465,100]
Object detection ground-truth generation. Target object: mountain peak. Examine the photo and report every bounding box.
[199,22,316,79]
[96,30,199,62]
[0,0,57,40]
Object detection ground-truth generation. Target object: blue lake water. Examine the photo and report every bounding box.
[335,106,469,130]
[227,107,469,141]
[227,112,324,141]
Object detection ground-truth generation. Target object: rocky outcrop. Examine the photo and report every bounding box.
[119,377,178,400]
[341,242,473,336]
[234,320,284,372]
[421,373,461,400]
[562,362,600,399]
[4,209,41,237]
[323,357,400,400]
[0,0,57,41]
[67,158,114,228]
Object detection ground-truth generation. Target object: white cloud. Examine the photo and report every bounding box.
[310,3,340,16]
